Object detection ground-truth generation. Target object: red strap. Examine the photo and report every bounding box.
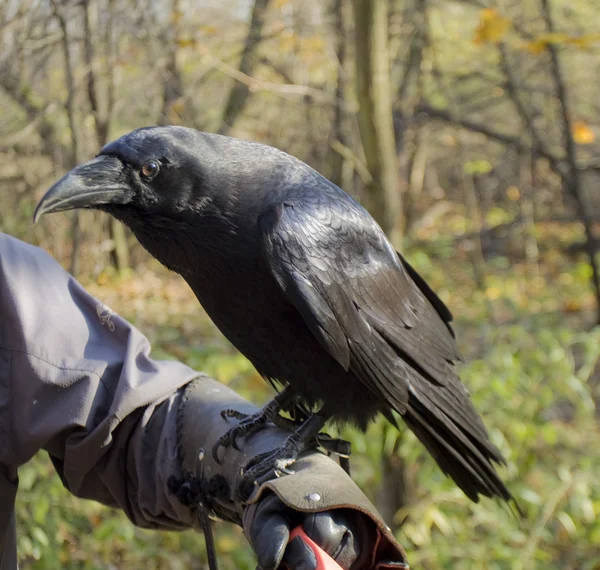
[289,526,343,570]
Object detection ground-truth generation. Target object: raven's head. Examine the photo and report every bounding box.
[34,126,229,226]
[35,126,283,274]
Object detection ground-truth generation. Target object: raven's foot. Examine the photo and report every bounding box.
[316,433,351,458]
[237,413,327,501]
[316,433,352,475]
[237,432,305,501]
[212,387,295,463]
[212,403,277,462]
[220,407,302,432]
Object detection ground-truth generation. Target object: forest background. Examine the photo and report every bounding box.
[1,0,600,567]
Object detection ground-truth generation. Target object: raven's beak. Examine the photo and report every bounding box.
[34,155,132,223]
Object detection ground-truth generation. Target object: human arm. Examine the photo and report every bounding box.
[0,232,204,570]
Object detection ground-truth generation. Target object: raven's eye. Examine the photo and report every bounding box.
[141,160,160,179]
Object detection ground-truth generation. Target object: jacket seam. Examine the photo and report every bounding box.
[4,347,103,379]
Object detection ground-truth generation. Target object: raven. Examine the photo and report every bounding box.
[35,126,513,504]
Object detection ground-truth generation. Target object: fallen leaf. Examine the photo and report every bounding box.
[473,9,511,45]
[572,121,595,144]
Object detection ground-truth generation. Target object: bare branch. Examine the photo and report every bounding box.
[203,50,337,105]
[498,42,565,179]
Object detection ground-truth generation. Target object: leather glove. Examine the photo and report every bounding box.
[174,377,408,569]
[245,492,372,570]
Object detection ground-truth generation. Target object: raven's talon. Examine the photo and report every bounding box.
[213,424,246,461]
[214,407,279,461]
[274,464,295,477]
[236,436,306,501]
[221,408,248,422]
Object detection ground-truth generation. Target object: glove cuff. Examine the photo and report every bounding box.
[245,452,409,568]
[175,376,292,524]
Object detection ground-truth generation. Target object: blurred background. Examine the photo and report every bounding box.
[1,0,600,568]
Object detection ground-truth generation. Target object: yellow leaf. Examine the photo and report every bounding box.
[278,33,295,53]
[473,9,511,45]
[524,33,600,53]
[199,25,218,36]
[217,535,239,553]
[564,34,600,49]
[170,9,183,25]
[572,121,595,144]
[525,39,548,54]
[563,299,581,313]
[176,37,197,49]
[506,185,521,201]
[303,35,325,52]
[523,33,564,53]
[170,99,186,115]
[485,286,501,300]
[539,32,570,45]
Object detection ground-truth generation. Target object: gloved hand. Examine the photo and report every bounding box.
[244,493,372,570]
[175,378,408,569]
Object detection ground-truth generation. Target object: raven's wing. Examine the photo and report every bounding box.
[259,194,511,502]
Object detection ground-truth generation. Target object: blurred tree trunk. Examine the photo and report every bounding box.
[540,0,600,324]
[82,0,129,274]
[51,0,82,276]
[395,0,428,237]
[328,0,350,188]
[352,0,402,247]
[218,0,272,135]
[376,426,416,531]
[159,0,185,127]
[159,50,184,125]
[354,0,431,525]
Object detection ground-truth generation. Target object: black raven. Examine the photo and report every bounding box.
[35,126,512,504]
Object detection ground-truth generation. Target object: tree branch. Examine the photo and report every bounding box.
[417,101,565,164]
[498,42,566,180]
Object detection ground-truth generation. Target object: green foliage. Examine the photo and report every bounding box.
[392,325,600,568]
[16,455,254,570]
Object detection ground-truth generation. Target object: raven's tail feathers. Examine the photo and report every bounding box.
[402,390,513,504]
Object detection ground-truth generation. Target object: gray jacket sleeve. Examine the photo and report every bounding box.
[0,233,202,569]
